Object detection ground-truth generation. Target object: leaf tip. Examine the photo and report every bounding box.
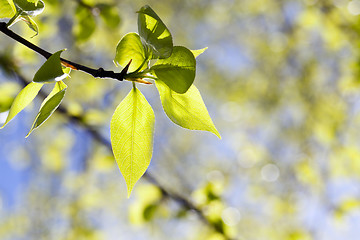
[25,131,32,138]
[127,188,133,198]
[215,131,221,139]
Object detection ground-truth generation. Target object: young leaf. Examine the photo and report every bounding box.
[26,81,67,137]
[191,47,208,58]
[114,33,147,73]
[0,0,15,18]
[111,86,155,198]
[151,46,196,94]
[155,80,221,139]
[1,81,43,129]
[13,0,44,16]
[21,15,38,36]
[33,50,67,83]
[137,5,173,59]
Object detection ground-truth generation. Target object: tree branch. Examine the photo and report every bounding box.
[0,22,130,81]
[0,67,233,240]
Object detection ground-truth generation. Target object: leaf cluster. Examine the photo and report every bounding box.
[0,2,220,197]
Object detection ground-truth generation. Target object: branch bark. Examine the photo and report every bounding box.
[0,22,130,81]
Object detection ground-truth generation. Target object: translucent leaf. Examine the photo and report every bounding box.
[110,86,155,198]
[21,15,38,36]
[114,33,147,73]
[0,0,15,18]
[137,5,173,59]
[155,80,221,138]
[26,81,67,137]
[0,82,20,113]
[13,0,44,16]
[191,47,208,58]
[151,46,196,94]
[1,81,43,129]
[33,50,66,83]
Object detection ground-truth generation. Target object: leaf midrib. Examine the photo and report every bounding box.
[130,87,137,190]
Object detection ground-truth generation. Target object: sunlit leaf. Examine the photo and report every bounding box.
[26,81,67,137]
[21,15,38,36]
[0,0,15,18]
[155,80,220,138]
[191,47,208,58]
[114,33,147,73]
[110,86,155,198]
[151,46,196,94]
[13,0,44,16]
[137,5,173,59]
[1,81,43,129]
[33,50,66,83]
[0,83,19,113]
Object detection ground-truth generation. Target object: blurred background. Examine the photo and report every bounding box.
[1,0,360,239]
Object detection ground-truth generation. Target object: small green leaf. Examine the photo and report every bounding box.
[21,15,38,36]
[155,80,220,138]
[26,81,67,137]
[98,4,121,29]
[13,0,44,16]
[33,50,66,83]
[73,6,96,42]
[137,5,173,59]
[191,47,208,58]
[0,0,15,18]
[111,86,155,198]
[114,33,147,73]
[1,81,43,129]
[151,46,196,94]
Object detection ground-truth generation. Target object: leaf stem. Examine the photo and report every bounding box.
[0,22,129,81]
[6,10,22,28]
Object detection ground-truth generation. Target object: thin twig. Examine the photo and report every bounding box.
[0,22,129,81]
[4,70,233,240]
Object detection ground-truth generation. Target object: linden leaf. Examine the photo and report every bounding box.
[155,80,220,138]
[151,46,196,94]
[114,33,147,73]
[111,86,155,197]
[137,5,173,59]
[26,81,67,137]
[1,81,43,129]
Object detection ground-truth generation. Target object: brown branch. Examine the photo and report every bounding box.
[1,68,234,240]
[0,22,130,81]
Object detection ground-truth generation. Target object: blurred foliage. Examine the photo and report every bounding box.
[1,0,360,239]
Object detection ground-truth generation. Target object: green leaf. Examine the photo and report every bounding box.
[26,81,67,137]
[73,6,96,42]
[98,4,121,29]
[137,5,173,59]
[110,86,155,198]
[1,81,43,129]
[114,33,147,73]
[191,47,208,58]
[151,46,196,94]
[13,0,44,16]
[0,0,15,18]
[21,15,38,36]
[155,80,221,138]
[33,50,66,83]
